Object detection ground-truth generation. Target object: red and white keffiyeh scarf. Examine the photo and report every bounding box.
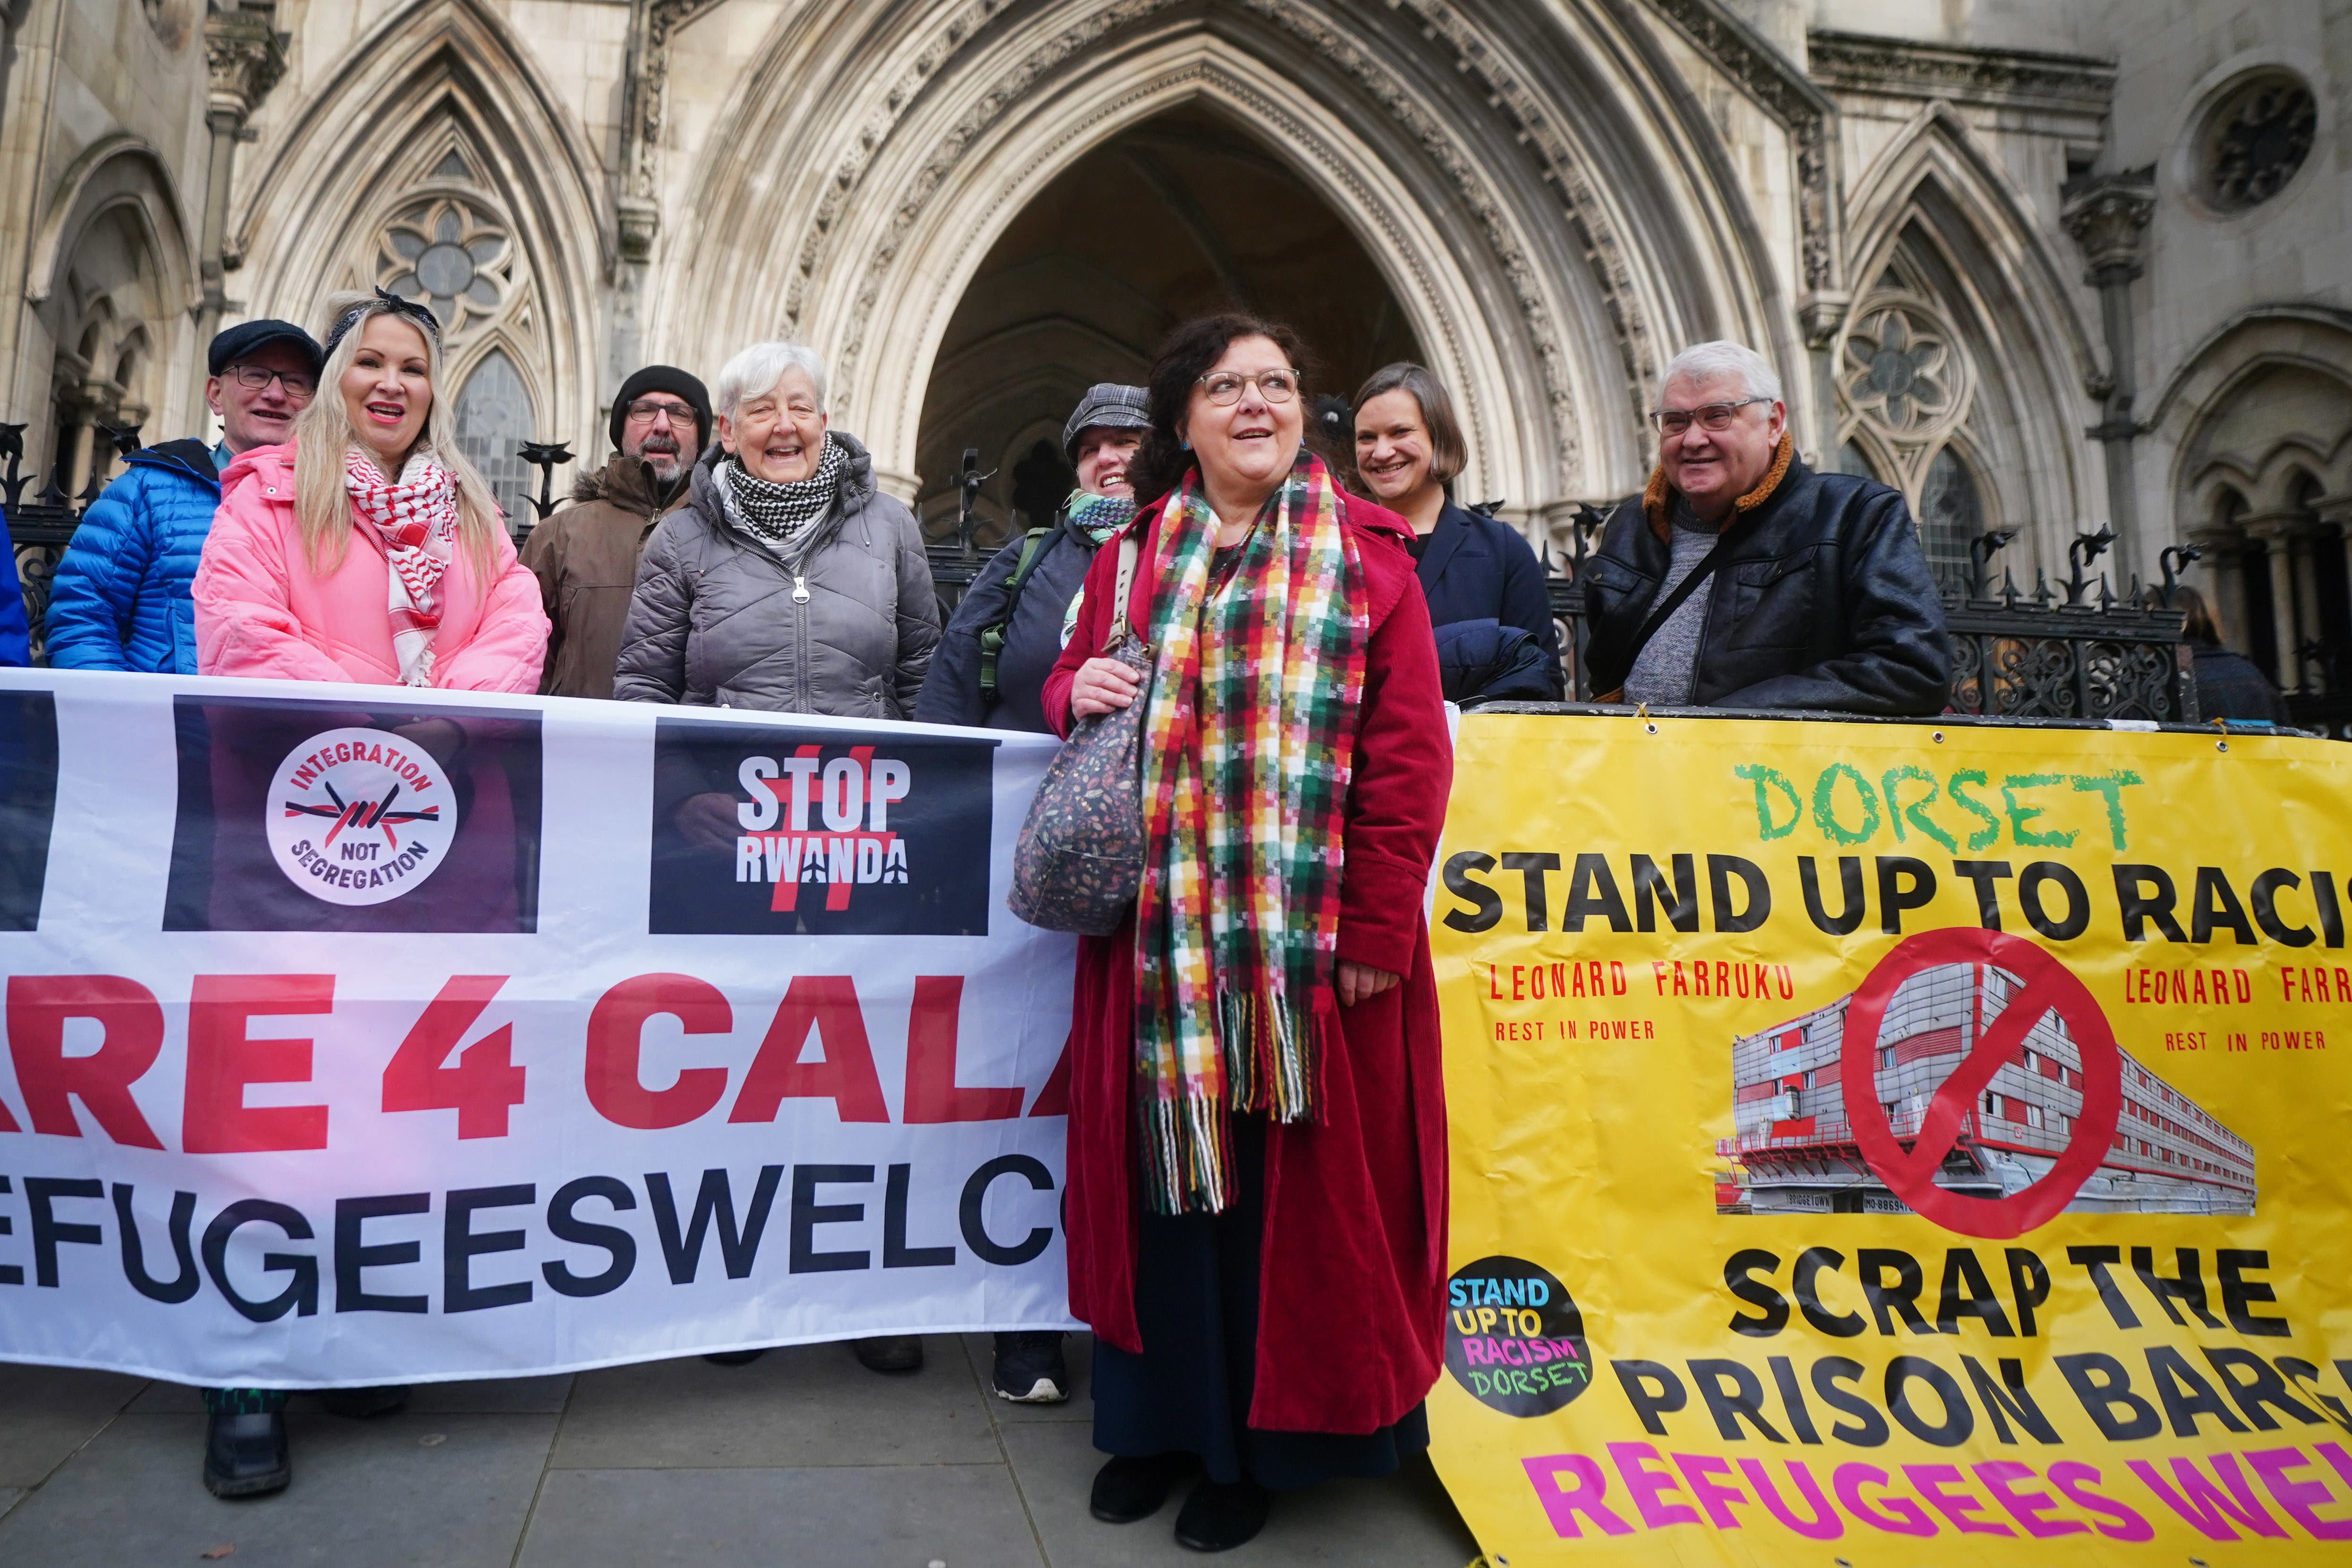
[344,447,460,686]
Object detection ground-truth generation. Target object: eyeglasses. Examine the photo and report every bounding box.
[1650,397,1771,437]
[225,365,317,399]
[1197,369,1299,406]
[625,398,697,425]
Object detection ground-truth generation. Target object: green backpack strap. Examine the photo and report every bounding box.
[978,526,1057,705]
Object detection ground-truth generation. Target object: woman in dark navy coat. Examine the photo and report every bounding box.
[1351,363,1564,699]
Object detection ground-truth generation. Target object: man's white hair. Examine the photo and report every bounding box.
[1659,340,1782,407]
[714,341,828,418]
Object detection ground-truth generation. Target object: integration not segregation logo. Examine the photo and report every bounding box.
[264,727,457,906]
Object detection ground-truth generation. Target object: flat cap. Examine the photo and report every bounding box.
[208,319,324,378]
[1061,382,1150,461]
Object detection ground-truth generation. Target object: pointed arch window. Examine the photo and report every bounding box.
[1837,242,2002,594]
[1918,446,1982,589]
[453,349,535,528]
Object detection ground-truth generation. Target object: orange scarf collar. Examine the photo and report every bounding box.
[1641,431,1794,542]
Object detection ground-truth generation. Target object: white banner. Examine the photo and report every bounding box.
[0,668,1077,1387]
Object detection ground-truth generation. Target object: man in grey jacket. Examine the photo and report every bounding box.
[613,341,939,1377]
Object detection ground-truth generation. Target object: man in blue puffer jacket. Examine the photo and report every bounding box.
[47,319,321,672]
[0,525,25,665]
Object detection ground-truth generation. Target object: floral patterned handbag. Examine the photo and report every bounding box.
[1008,533,1147,935]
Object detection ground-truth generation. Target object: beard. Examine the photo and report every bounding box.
[635,434,685,482]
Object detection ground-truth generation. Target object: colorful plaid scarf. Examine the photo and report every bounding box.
[1133,451,1367,1215]
[344,446,459,687]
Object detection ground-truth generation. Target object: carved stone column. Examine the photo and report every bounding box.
[1799,290,1851,472]
[0,0,29,154]
[2061,168,2156,581]
[197,4,288,368]
[609,0,699,390]
[2293,531,2326,691]
[2241,512,2307,692]
[56,376,118,499]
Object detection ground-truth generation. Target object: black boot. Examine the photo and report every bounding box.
[1090,1452,1186,1523]
[203,1408,290,1499]
[851,1335,923,1373]
[1174,1477,1274,1552]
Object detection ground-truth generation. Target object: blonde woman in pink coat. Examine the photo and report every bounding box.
[195,288,547,692]
[186,290,546,1498]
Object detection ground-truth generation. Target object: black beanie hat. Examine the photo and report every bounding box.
[610,365,712,456]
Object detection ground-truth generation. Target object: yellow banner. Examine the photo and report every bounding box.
[1429,713,2352,1565]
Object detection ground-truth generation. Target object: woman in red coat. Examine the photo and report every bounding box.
[1042,313,1452,1551]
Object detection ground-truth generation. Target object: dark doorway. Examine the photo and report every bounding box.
[2242,540,2280,684]
[913,102,1423,547]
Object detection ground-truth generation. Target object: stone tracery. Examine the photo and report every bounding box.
[2199,74,2317,213]
[1841,295,1968,442]
[378,192,517,342]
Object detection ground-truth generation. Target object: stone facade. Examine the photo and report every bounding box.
[2,0,2345,687]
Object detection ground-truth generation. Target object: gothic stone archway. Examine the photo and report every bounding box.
[910,101,1423,544]
[661,0,1793,541]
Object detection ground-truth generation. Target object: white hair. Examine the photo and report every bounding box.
[1658,340,1782,407]
[714,341,828,418]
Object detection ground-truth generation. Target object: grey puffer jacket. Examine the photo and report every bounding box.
[614,433,939,716]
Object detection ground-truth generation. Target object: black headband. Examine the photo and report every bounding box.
[323,288,443,361]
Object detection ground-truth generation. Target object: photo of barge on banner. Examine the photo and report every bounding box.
[1717,960,2256,1218]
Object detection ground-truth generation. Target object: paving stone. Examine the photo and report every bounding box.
[516,1464,1046,1568]
[130,1374,575,1415]
[999,1421,1480,1567]
[0,1363,146,1487]
[551,1339,1001,1470]
[0,1409,555,1568]
[958,1329,1093,1423]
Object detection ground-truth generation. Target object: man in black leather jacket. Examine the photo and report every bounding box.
[1582,341,1951,715]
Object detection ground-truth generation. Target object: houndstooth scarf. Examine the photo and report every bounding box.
[1063,489,1136,545]
[344,446,459,687]
[1132,450,1367,1215]
[714,435,844,570]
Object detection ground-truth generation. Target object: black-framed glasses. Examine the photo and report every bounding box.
[1198,369,1300,406]
[1650,397,1771,437]
[225,365,317,398]
[624,398,696,425]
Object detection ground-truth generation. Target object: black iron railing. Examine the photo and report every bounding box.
[1,420,143,665]
[1544,516,2206,725]
[923,444,997,621]
[2286,691,2352,740]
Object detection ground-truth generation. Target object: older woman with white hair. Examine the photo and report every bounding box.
[615,341,937,718]
[613,340,938,1377]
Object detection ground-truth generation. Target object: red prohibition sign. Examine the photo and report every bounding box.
[1837,927,2122,1240]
